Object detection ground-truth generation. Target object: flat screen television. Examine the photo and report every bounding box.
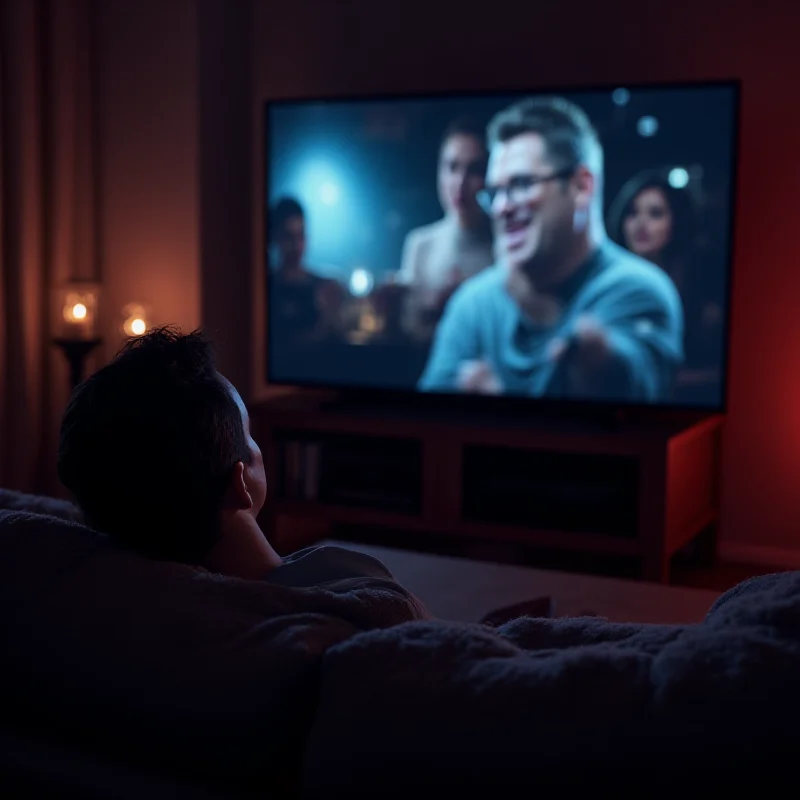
[265,81,739,411]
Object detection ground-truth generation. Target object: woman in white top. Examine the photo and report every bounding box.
[398,118,495,342]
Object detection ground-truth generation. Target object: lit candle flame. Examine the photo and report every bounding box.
[123,306,148,338]
[71,303,87,320]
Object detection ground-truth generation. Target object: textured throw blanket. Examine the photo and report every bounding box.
[0,487,84,522]
[5,492,800,795]
[0,509,427,795]
[303,569,800,794]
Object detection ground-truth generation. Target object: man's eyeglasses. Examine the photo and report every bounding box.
[477,167,576,214]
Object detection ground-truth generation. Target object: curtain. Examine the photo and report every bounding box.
[0,0,98,492]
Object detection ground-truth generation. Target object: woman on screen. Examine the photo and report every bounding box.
[397,118,495,342]
[608,170,724,394]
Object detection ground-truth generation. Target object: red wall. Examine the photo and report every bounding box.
[95,0,800,559]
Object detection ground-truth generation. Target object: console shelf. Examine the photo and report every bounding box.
[252,394,723,583]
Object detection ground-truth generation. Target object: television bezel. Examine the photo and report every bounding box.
[261,78,741,416]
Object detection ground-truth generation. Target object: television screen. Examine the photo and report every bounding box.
[265,82,738,409]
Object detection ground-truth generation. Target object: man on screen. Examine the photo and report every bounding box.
[418,97,684,401]
[270,196,345,344]
[397,117,495,342]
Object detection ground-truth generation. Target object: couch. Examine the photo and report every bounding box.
[2,490,799,796]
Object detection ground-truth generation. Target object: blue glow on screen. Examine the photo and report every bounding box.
[268,106,395,279]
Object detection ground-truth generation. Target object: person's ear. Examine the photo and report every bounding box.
[572,165,595,211]
[223,461,252,511]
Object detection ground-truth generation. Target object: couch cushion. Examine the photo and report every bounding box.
[0,510,425,795]
[302,571,800,794]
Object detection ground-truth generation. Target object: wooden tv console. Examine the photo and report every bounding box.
[252,393,723,584]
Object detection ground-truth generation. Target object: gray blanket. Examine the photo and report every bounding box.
[303,569,800,793]
[4,495,800,795]
[0,509,427,795]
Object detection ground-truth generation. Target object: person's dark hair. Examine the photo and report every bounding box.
[440,116,488,157]
[607,170,697,265]
[57,326,251,562]
[271,196,304,236]
[487,96,603,179]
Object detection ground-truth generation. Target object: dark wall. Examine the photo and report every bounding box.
[197,0,255,398]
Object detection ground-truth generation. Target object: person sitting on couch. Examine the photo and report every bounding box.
[56,325,412,590]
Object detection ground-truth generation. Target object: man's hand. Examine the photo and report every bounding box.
[548,315,617,391]
[571,315,614,371]
[456,360,503,394]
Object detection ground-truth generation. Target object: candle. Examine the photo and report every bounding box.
[64,297,88,326]
[122,303,150,338]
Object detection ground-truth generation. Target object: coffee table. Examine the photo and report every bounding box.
[325,540,721,625]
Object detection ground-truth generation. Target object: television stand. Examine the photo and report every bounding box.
[318,391,632,430]
[252,395,723,584]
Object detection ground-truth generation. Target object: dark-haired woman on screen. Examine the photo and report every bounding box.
[609,171,724,402]
[396,119,495,342]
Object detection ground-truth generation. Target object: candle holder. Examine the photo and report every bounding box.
[52,281,101,340]
[52,280,102,392]
[54,337,103,392]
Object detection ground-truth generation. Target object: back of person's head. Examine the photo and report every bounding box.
[488,96,603,181]
[271,196,305,235]
[57,326,251,562]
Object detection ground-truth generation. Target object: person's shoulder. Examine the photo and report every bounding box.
[399,223,444,279]
[596,241,679,298]
[404,219,449,248]
[461,262,505,293]
[447,263,505,312]
[268,545,396,588]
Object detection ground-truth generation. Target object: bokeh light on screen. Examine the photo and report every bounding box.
[637,116,659,137]
[71,303,87,320]
[668,167,690,189]
[349,268,374,297]
[319,181,340,206]
[611,88,630,106]
[269,139,375,276]
[297,160,344,206]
